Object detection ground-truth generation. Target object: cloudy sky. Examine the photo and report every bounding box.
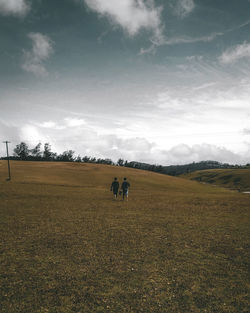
[1,0,250,165]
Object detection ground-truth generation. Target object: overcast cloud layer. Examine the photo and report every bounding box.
[0,0,250,165]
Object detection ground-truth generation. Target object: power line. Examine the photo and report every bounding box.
[3,141,11,181]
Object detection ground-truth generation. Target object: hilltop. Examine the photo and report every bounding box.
[1,160,233,196]
[181,168,250,192]
[0,161,249,313]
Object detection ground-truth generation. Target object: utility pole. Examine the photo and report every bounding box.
[3,141,11,180]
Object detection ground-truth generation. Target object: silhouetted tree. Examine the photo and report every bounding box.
[14,142,29,160]
[82,156,90,163]
[75,155,82,162]
[9,141,241,176]
[104,158,113,165]
[30,142,42,159]
[57,150,75,162]
[43,143,54,161]
[117,158,124,166]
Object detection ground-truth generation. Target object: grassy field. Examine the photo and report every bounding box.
[0,161,249,313]
[181,168,250,192]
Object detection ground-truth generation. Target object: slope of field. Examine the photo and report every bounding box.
[181,168,250,192]
[0,161,249,313]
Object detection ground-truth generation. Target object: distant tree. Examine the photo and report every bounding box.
[43,143,54,161]
[57,150,75,162]
[156,165,164,173]
[14,142,29,160]
[90,157,96,163]
[117,158,124,166]
[125,161,135,168]
[149,164,156,172]
[30,142,42,159]
[95,158,113,165]
[75,155,82,162]
[82,156,90,163]
[104,158,113,165]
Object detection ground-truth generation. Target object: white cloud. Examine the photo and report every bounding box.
[165,144,243,165]
[171,0,195,18]
[20,125,47,143]
[11,122,249,165]
[82,0,163,38]
[163,32,223,45]
[138,44,157,55]
[219,41,250,64]
[0,0,30,17]
[139,32,223,55]
[36,119,86,130]
[64,118,86,127]
[39,121,57,128]
[1,112,249,165]
[22,33,54,76]
[38,121,65,130]
[2,48,250,165]
[192,82,216,91]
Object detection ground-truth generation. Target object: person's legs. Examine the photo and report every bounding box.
[123,190,128,201]
[113,191,118,199]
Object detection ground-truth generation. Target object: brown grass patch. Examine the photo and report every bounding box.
[0,161,249,312]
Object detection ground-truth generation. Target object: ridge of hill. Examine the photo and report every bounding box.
[0,160,214,195]
[181,168,250,191]
[3,154,249,177]
[0,160,239,195]
[126,160,248,176]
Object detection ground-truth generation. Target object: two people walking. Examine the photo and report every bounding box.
[110,177,130,201]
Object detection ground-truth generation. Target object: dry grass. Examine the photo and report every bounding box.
[0,161,249,312]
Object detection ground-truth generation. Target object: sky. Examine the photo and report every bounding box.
[0,0,250,165]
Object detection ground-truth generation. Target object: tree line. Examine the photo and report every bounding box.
[1,141,249,176]
[7,142,114,165]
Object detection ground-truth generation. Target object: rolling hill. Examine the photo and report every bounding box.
[181,168,250,192]
[0,161,249,313]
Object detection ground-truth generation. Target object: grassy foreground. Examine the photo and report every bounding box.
[0,161,249,313]
[181,168,250,192]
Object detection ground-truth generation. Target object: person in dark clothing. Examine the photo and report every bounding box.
[110,177,119,199]
[121,177,130,201]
